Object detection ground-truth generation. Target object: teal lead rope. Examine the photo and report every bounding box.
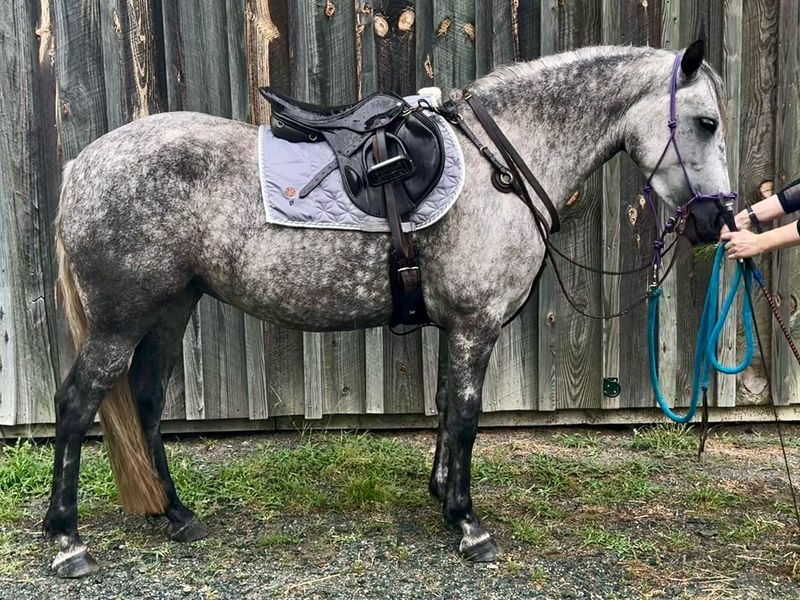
[647,243,755,423]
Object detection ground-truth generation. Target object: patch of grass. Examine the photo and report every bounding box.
[521,454,659,507]
[169,433,430,516]
[692,243,718,262]
[686,477,746,511]
[530,566,548,587]
[1,434,430,523]
[582,460,659,505]
[472,451,521,486]
[626,424,697,456]
[501,555,525,576]
[259,532,302,548]
[556,432,600,449]
[722,515,784,542]
[660,530,693,552]
[579,522,659,559]
[525,454,584,497]
[506,517,550,546]
[511,491,569,522]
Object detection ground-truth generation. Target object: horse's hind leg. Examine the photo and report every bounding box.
[429,330,450,501]
[442,321,501,562]
[129,289,207,542]
[45,333,142,577]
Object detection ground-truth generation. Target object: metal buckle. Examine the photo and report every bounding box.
[397,266,419,275]
[367,155,414,186]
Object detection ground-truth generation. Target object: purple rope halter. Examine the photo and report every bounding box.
[643,52,737,270]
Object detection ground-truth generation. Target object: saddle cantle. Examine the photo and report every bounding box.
[259,87,444,219]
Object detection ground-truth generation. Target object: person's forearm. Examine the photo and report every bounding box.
[757,220,800,253]
[732,195,785,230]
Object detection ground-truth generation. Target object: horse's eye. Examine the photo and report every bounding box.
[697,117,718,133]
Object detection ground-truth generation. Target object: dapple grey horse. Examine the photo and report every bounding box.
[46,42,728,576]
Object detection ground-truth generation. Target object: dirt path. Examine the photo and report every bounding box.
[2,424,800,599]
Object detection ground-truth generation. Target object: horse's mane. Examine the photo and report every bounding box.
[467,45,727,126]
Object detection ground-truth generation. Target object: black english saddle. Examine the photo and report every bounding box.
[258,87,444,219]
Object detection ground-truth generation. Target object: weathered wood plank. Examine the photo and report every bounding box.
[415,0,435,88]
[536,0,557,412]
[771,0,800,406]
[372,0,425,415]
[4,0,104,426]
[600,0,621,410]
[0,1,55,425]
[227,0,270,420]
[100,0,184,419]
[735,0,778,405]
[302,332,324,419]
[432,0,476,88]
[297,0,366,416]
[365,328,384,413]
[169,0,252,421]
[715,0,743,407]
[264,328,305,417]
[421,328,439,416]
[537,0,603,412]
[480,1,538,414]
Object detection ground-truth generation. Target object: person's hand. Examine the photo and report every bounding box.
[719,229,765,259]
[719,210,752,236]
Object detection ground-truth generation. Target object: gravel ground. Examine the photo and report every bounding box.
[2,425,800,599]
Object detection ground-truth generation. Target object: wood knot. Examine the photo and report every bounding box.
[627,205,638,227]
[374,14,389,37]
[423,54,434,80]
[546,312,556,325]
[398,8,415,31]
[759,180,774,199]
[436,17,451,37]
[566,190,581,206]
[463,22,475,41]
[325,0,335,18]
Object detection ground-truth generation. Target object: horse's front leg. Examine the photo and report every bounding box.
[442,321,501,561]
[429,329,450,501]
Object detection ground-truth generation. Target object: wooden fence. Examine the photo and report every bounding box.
[1,0,799,435]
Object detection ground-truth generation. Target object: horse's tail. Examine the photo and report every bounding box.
[56,161,167,515]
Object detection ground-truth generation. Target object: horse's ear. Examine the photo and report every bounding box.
[680,39,704,79]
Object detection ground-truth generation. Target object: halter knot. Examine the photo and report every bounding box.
[667,118,677,130]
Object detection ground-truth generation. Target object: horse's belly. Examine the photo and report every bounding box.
[216,229,396,332]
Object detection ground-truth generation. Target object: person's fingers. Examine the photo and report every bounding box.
[720,230,734,241]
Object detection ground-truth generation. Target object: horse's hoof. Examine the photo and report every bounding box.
[170,516,209,543]
[52,547,99,578]
[460,534,499,562]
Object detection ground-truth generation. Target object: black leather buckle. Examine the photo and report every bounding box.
[367,155,414,186]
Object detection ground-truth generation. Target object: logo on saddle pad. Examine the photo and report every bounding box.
[284,186,297,198]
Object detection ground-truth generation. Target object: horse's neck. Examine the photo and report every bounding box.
[469,51,659,210]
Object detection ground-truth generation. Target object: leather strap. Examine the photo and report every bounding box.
[746,205,763,234]
[374,130,412,262]
[463,93,561,235]
[300,159,338,198]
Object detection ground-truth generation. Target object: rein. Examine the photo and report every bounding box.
[647,244,754,424]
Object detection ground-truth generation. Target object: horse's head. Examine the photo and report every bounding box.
[624,40,731,244]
